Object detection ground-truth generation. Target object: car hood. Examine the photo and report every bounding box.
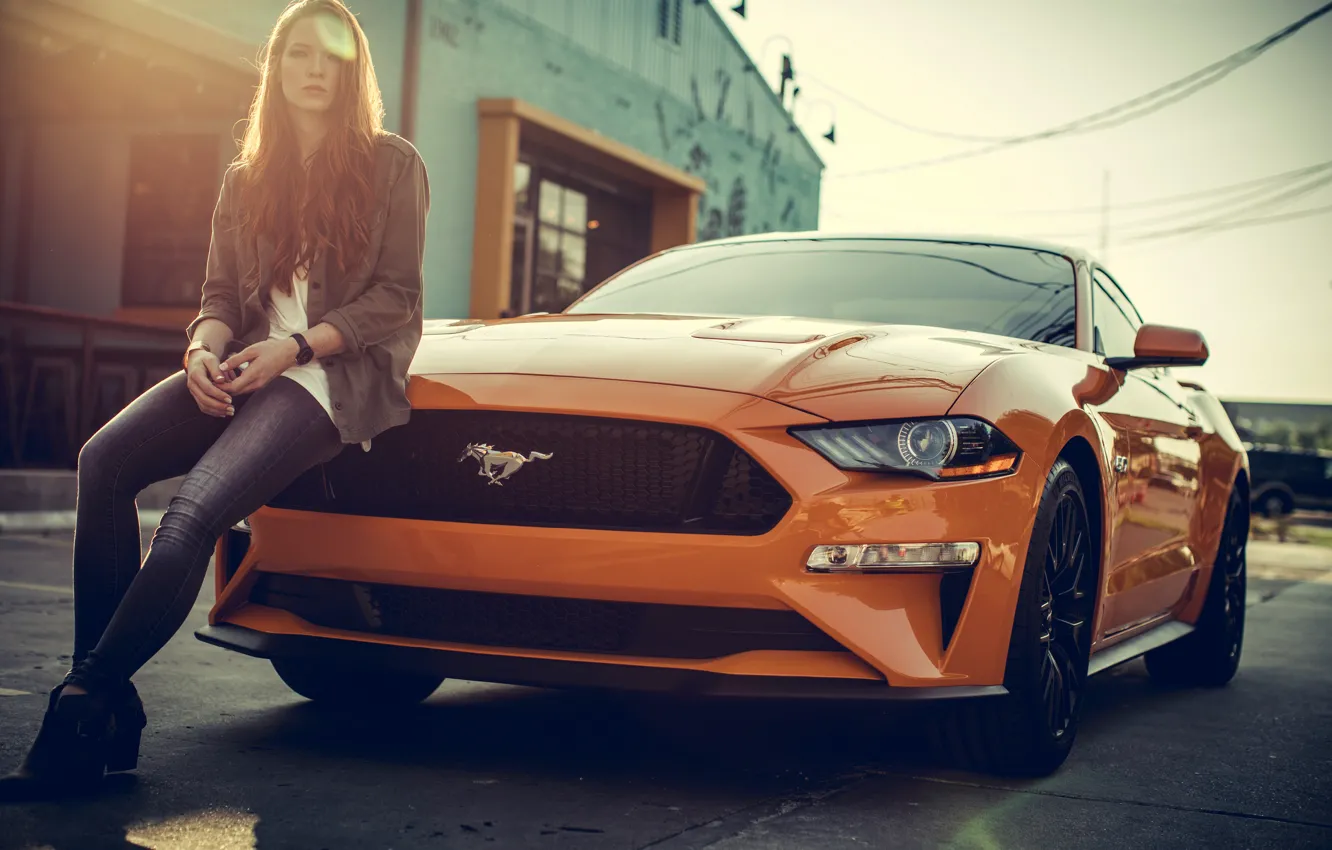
[408,314,1030,420]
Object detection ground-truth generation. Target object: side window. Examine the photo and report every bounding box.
[1100,269,1145,327]
[1091,272,1138,359]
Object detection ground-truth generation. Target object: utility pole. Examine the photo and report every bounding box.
[1099,169,1110,259]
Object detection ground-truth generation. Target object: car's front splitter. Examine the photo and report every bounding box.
[196,623,1009,702]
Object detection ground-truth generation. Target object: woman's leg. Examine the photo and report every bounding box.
[71,370,230,668]
[2,370,234,800]
[67,375,343,691]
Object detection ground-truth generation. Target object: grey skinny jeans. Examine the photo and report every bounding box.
[66,370,343,691]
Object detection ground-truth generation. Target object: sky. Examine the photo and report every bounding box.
[710,0,1332,403]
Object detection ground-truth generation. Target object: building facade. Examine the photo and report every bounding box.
[1,0,824,322]
[0,0,825,468]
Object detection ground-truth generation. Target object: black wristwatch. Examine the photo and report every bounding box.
[290,333,315,366]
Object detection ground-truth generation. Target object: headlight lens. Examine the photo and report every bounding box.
[790,417,1020,480]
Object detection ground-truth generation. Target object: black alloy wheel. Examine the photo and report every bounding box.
[931,458,1097,777]
[1218,493,1248,664]
[1038,488,1095,741]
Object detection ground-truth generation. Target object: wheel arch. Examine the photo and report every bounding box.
[1234,467,1251,504]
[1056,434,1108,642]
[1059,436,1105,576]
[1232,468,1252,540]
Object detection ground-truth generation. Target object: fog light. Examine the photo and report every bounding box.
[806,542,980,573]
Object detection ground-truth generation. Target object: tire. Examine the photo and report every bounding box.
[930,458,1096,777]
[271,657,445,708]
[1144,485,1248,687]
[1256,490,1291,519]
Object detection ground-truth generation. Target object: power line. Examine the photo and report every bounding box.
[799,72,1023,144]
[826,1,1332,180]
[1092,167,1332,233]
[823,157,1332,233]
[974,159,1332,216]
[1023,187,1332,245]
[823,171,1332,247]
[1025,169,1332,241]
[1124,201,1332,242]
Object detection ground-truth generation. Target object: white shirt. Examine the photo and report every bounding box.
[266,265,335,419]
[265,266,372,451]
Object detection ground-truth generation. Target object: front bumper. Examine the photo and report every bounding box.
[206,374,1041,692]
[196,623,1007,701]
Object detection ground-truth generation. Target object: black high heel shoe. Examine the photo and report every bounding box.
[0,683,120,802]
[106,681,147,774]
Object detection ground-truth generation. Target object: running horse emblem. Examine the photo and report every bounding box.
[458,442,553,486]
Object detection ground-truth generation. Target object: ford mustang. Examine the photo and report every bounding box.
[198,233,1250,776]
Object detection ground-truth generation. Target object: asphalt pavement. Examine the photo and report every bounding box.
[0,529,1330,849]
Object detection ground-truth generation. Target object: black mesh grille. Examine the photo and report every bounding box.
[250,574,844,659]
[711,449,795,529]
[267,410,791,534]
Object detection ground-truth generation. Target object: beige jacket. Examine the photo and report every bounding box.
[187,132,430,445]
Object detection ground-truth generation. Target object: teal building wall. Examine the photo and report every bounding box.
[1,0,823,322]
[412,0,824,318]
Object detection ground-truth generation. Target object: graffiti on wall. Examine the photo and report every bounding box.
[428,12,483,47]
[658,71,813,243]
[427,0,818,243]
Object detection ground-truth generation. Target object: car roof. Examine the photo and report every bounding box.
[668,230,1098,265]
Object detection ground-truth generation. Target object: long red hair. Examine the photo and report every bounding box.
[235,0,384,298]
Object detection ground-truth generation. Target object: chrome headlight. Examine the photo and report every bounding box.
[790,417,1021,480]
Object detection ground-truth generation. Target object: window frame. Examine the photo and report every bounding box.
[656,0,683,46]
[120,133,223,309]
[1090,267,1141,360]
[1093,266,1145,326]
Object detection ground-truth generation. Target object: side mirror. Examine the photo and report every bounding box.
[1105,324,1209,370]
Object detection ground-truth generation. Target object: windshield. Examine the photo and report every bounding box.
[567,238,1077,346]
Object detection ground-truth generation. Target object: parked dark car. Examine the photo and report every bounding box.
[1243,442,1332,516]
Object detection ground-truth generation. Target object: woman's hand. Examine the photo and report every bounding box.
[185,350,234,417]
[217,338,299,396]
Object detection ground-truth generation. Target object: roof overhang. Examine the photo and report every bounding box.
[479,98,706,196]
[1,0,259,83]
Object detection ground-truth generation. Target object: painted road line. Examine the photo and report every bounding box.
[0,509,164,534]
[0,580,72,595]
[0,580,213,612]
[0,687,33,696]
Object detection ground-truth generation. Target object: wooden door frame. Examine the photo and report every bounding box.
[469,98,705,320]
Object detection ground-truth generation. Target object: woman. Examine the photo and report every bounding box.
[1,0,428,800]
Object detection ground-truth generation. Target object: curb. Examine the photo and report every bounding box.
[0,510,166,535]
[0,471,181,514]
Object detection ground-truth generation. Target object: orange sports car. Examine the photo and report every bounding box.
[199,234,1250,776]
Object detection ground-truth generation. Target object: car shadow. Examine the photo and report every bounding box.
[1,659,1231,849]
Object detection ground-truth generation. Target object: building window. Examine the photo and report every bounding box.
[508,152,652,316]
[657,0,683,45]
[534,177,588,313]
[120,134,220,308]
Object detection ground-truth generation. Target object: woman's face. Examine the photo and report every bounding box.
[280,15,342,114]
